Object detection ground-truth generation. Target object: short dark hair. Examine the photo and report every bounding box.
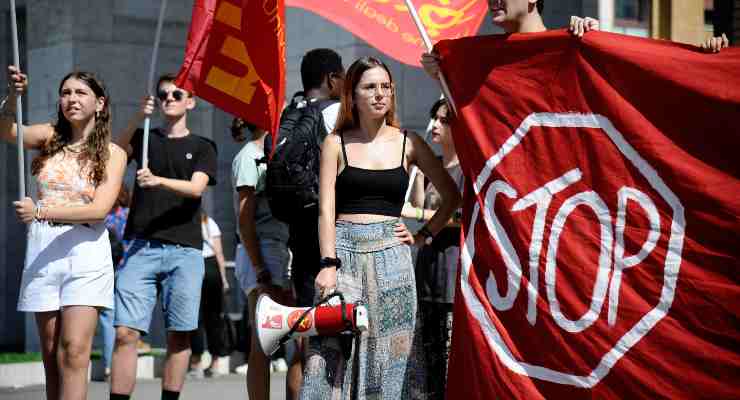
[156,73,192,97]
[537,0,544,14]
[231,117,256,140]
[156,73,177,91]
[300,48,344,91]
[429,98,449,120]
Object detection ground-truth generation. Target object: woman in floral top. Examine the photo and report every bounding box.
[1,65,126,399]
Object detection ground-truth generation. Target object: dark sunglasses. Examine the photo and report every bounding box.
[157,89,185,102]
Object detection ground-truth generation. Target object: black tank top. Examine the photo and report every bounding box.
[335,131,409,217]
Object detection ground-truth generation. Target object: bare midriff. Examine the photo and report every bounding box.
[337,213,397,223]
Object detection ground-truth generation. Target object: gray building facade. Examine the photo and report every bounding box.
[0,0,591,351]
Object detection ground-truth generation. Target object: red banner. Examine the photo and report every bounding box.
[286,0,487,66]
[437,30,740,399]
[176,0,286,136]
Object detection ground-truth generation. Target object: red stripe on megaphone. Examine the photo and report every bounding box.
[315,304,356,335]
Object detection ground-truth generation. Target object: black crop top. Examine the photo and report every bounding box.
[335,131,409,217]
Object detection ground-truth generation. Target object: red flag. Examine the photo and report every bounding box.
[286,0,487,66]
[176,0,286,137]
[437,30,740,399]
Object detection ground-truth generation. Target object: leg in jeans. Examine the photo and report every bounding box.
[189,273,206,373]
[161,245,204,392]
[99,307,116,374]
[58,305,99,400]
[110,240,160,395]
[35,312,61,400]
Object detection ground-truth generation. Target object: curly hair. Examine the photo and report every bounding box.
[334,56,399,134]
[31,71,111,187]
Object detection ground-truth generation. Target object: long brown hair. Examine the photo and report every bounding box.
[31,71,112,187]
[334,56,399,134]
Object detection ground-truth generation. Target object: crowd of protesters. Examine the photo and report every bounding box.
[1,0,731,399]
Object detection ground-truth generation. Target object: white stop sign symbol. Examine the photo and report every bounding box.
[460,113,685,387]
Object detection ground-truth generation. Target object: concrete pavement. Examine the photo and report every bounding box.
[0,373,287,400]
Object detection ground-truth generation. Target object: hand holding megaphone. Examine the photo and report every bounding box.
[255,292,369,356]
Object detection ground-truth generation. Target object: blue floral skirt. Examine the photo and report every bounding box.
[299,219,428,400]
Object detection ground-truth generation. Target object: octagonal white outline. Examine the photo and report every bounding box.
[460,113,685,388]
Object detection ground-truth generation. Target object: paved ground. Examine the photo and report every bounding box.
[0,373,287,400]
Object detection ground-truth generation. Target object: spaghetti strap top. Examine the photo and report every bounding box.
[335,131,409,217]
[36,150,96,208]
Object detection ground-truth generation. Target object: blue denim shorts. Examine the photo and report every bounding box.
[234,240,290,296]
[113,239,205,334]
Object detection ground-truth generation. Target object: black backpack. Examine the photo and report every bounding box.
[263,92,337,224]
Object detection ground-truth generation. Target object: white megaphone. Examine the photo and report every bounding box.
[255,293,369,356]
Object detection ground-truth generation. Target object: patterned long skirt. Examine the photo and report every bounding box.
[299,219,428,400]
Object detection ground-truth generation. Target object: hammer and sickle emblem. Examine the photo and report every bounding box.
[419,0,478,37]
[204,1,263,104]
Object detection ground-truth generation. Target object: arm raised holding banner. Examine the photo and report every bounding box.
[112,91,214,198]
[116,75,216,200]
[113,94,155,157]
[2,65,127,224]
[700,33,729,53]
[108,78,217,400]
[1,66,54,149]
[1,63,125,400]
[421,1,600,79]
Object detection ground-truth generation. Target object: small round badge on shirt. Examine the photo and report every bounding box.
[185,153,193,160]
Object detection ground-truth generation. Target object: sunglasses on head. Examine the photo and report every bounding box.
[157,89,185,102]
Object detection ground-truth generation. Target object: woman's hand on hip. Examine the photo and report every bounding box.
[394,222,415,246]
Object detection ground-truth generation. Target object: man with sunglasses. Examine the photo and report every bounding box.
[110,73,217,400]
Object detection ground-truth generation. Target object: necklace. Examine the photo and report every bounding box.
[66,143,85,153]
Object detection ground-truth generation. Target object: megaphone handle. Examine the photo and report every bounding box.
[279,291,346,346]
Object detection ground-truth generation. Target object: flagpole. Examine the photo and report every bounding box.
[142,0,168,169]
[402,0,458,115]
[9,0,25,200]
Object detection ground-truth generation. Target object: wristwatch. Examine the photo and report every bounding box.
[418,226,434,245]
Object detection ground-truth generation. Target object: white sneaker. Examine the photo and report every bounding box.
[187,368,205,379]
[271,358,288,373]
[235,363,248,375]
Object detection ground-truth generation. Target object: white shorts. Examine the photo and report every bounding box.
[17,221,114,312]
[235,241,291,296]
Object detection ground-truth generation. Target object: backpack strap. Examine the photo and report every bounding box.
[401,129,408,166]
[339,132,349,166]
